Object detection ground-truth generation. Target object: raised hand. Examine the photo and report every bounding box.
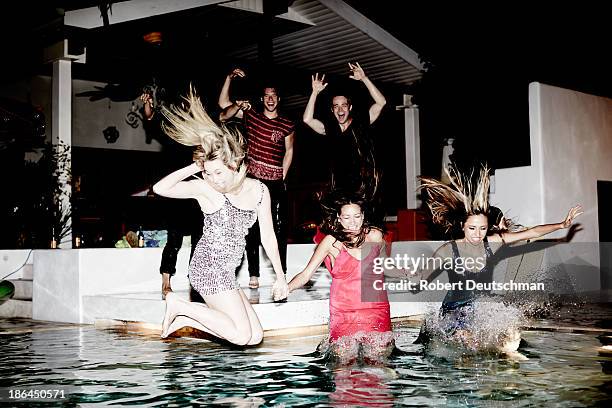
[235,100,252,111]
[348,62,366,81]
[311,73,328,94]
[229,68,246,80]
[561,205,583,228]
[139,92,153,107]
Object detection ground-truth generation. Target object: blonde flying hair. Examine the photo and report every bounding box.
[161,87,247,187]
[418,164,491,234]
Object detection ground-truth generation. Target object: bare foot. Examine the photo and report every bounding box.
[161,292,179,338]
[249,276,259,289]
[165,315,191,338]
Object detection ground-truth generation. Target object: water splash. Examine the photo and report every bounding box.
[422,298,525,355]
[316,331,396,366]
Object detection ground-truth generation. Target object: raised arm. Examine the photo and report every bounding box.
[256,185,289,299]
[152,162,204,199]
[218,68,246,121]
[282,132,295,180]
[348,62,386,124]
[219,100,251,122]
[140,92,154,120]
[494,205,583,244]
[303,73,327,135]
[287,235,335,293]
[388,243,450,293]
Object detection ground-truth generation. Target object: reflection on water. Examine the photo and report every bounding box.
[1,310,612,406]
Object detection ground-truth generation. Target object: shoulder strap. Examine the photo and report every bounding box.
[450,240,460,259]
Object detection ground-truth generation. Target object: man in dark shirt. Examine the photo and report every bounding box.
[302,62,386,197]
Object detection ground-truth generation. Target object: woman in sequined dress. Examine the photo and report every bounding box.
[153,89,288,345]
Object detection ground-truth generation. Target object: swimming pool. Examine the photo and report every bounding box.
[1,303,611,407]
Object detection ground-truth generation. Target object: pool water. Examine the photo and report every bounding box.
[1,305,612,407]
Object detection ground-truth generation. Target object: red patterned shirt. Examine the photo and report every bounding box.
[244,109,294,180]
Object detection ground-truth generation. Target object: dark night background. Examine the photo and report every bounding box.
[0,1,610,246]
[345,1,611,174]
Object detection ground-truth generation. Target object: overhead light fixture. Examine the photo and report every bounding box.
[143,31,162,45]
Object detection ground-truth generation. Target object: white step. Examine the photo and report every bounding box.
[83,286,331,329]
[9,279,32,300]
[82,286,433,332]
[0,299,33,318]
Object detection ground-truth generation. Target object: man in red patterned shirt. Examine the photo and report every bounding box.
[219,68,295,289]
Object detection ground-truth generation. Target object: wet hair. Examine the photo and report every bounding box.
[161,86,247,184]
[319,190,381,248]
[487,206,505,233]
[418,163,490,235]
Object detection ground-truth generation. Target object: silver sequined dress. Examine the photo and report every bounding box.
[189,181,264,296]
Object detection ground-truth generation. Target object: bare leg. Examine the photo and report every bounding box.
[161,290,260,346]
[161,273,172,300]
[238,289,264,345]
[362,333,395,365]
[329,337,359,366]
[165,315,223,338]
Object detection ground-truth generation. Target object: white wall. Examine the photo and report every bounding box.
[492,82,612,241]
[490,82,612,292]
[539,83,612,242]
[490,83,545,227]
[72,79,163,151]
[0,76,164,152]
[0,250,33,280]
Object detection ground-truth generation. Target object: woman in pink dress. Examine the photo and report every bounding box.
[284,193,394,364]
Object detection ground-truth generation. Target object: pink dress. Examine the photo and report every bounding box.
[327,244,391,342]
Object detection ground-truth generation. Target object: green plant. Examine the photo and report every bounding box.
[13,141,72,248]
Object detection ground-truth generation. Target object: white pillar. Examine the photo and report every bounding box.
[441,138,454,184]
[402,94,421,209]
[52,59,73,247]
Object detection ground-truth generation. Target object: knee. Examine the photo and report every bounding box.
[231,328,253,346]
[247,327,263,345]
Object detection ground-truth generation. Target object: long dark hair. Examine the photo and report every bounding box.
[319,190,383,248]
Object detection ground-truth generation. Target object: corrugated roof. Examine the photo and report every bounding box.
[226,0,424,87]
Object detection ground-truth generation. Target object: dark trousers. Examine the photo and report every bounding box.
[159,199,204,302]
[245,179,287,277]
[159,200,203,276]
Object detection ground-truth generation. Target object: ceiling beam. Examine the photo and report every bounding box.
[65,0,225,29]
[318,0,425,71]
[65,0,313,29]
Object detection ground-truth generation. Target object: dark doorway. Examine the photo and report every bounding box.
[598,180,612,291]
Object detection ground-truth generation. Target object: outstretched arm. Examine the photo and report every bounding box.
[153,162,203,199]
[348,62,386,124]
[494,205,583,244]
[218,68,246,120]
[303,73,327,135]
[287,235,334,293]
[257,186,289,299]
